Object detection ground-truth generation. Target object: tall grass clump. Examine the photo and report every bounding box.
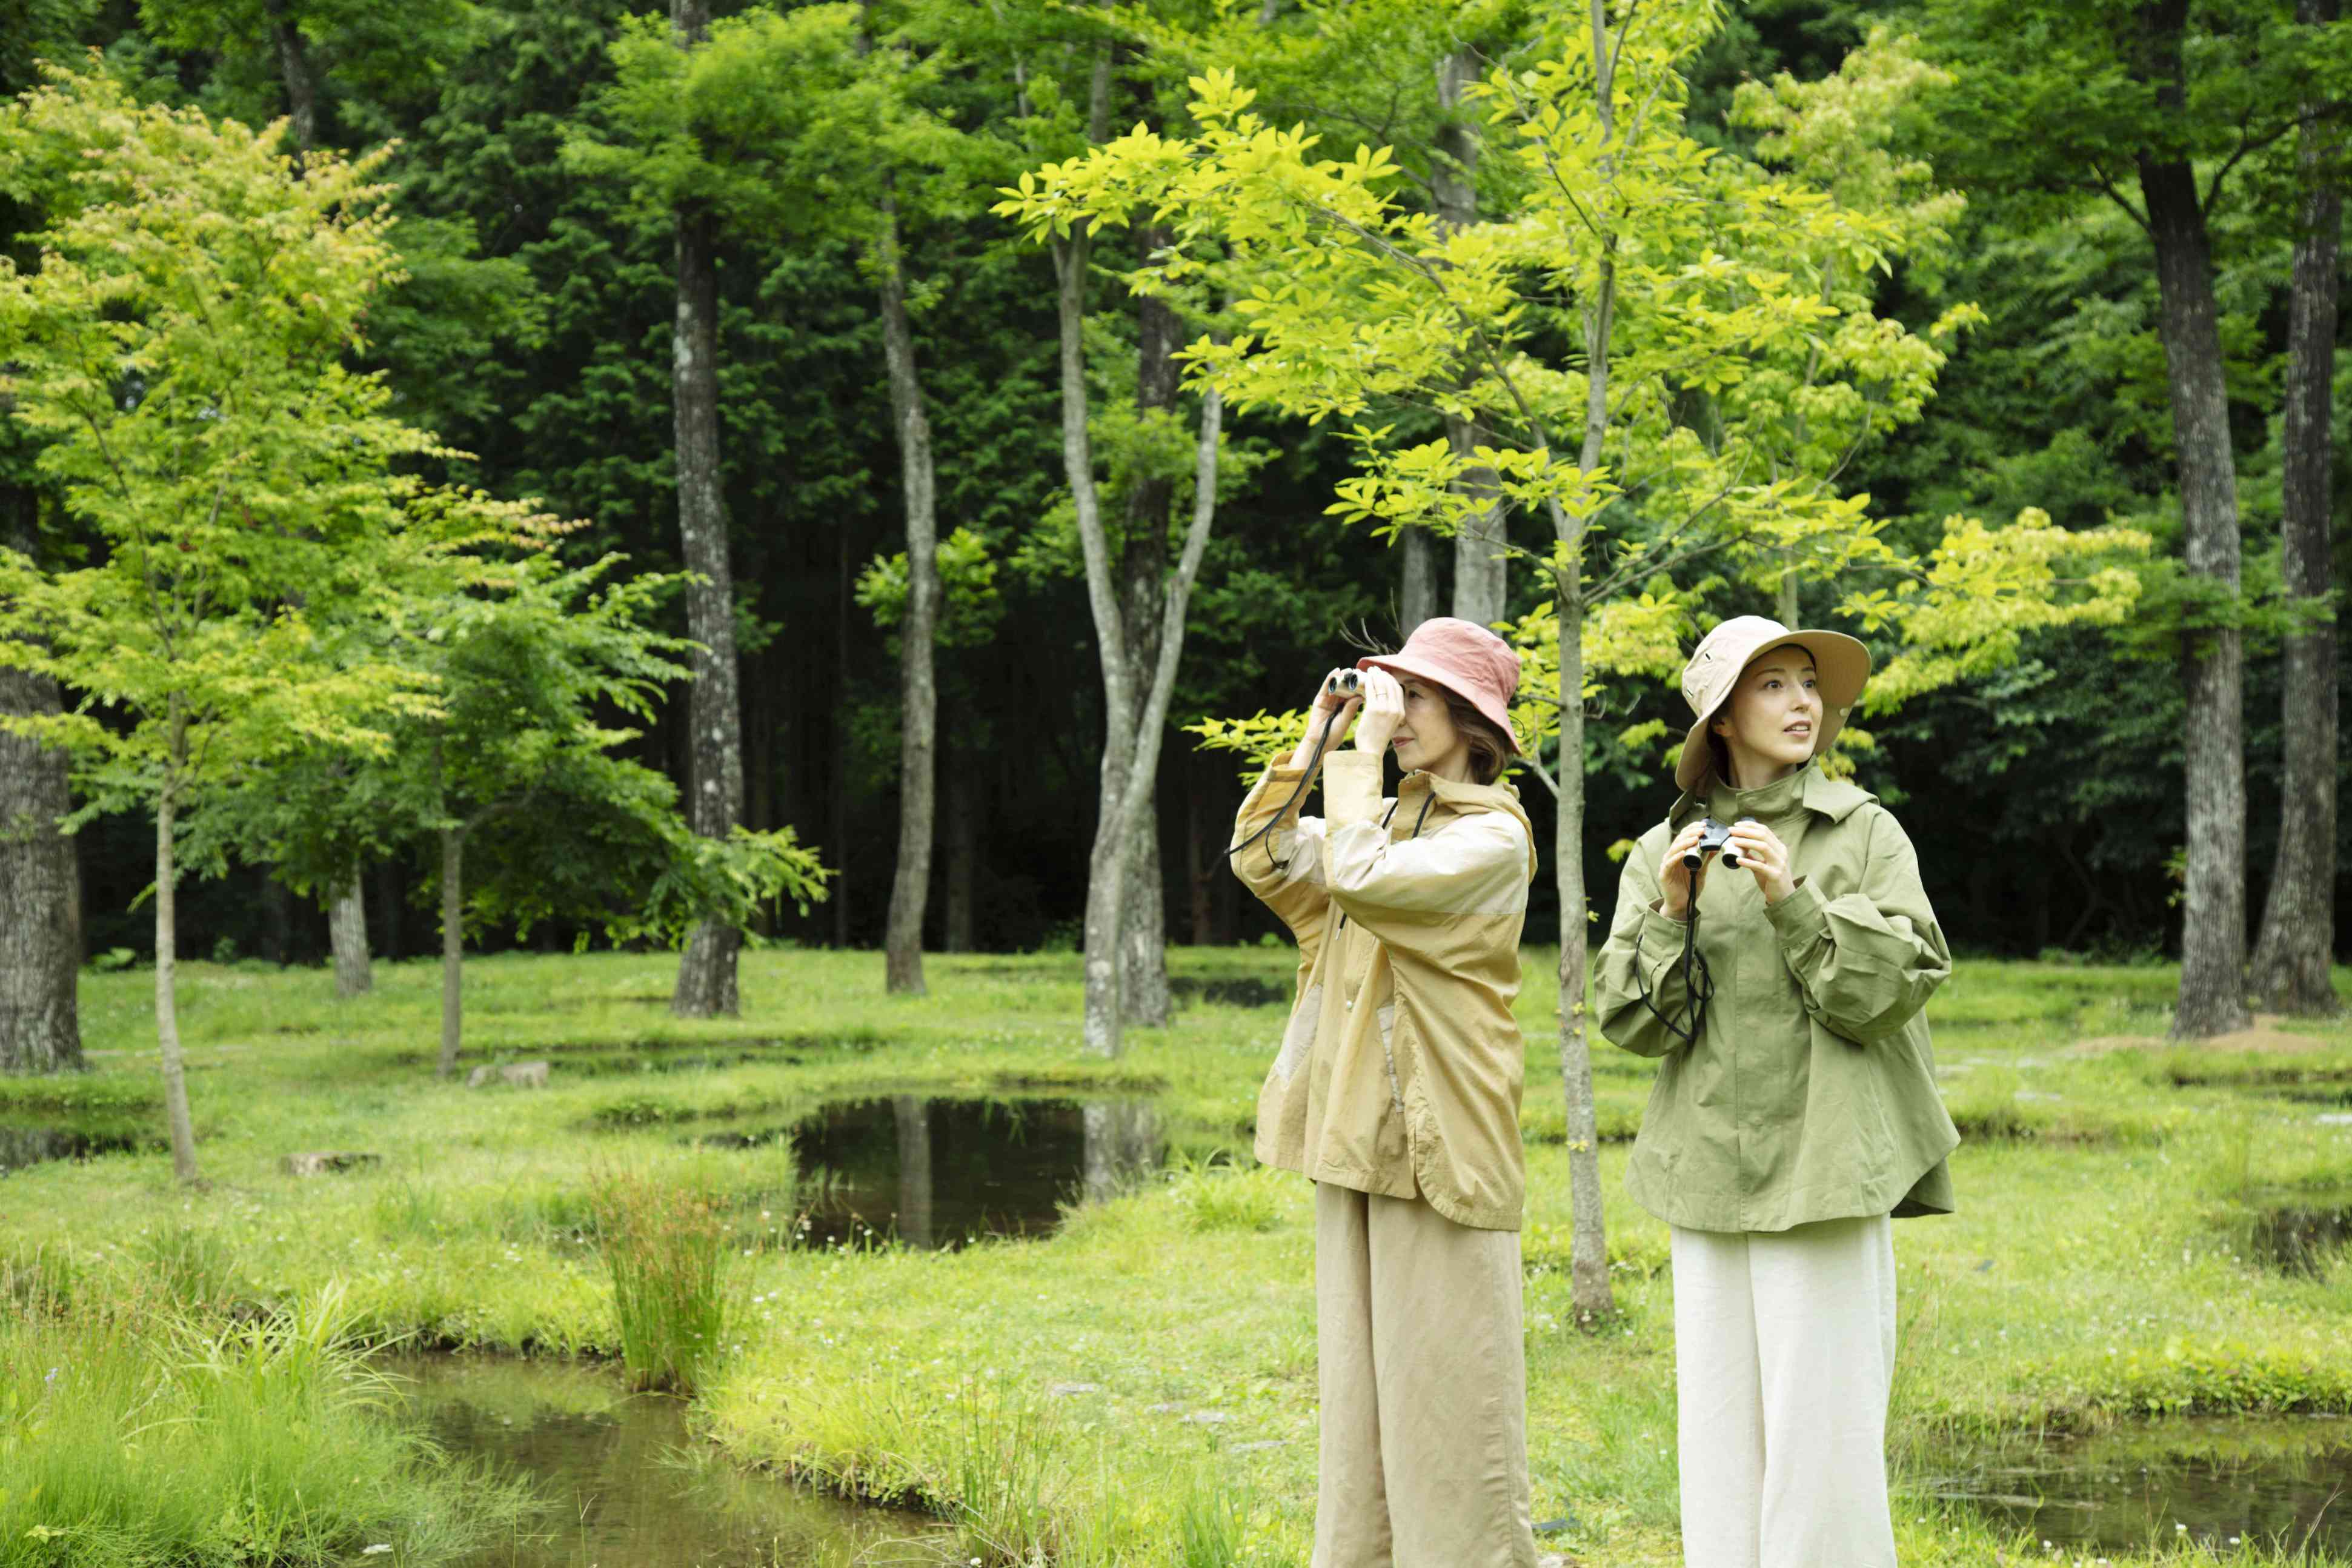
[0,1278,527,1566]
[590,1163,729,1393]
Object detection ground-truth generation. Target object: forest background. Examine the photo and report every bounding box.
[1,0,2344,992]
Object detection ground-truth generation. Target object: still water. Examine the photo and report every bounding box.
[692,1095,1163,1251]
[385,1354,938,1567]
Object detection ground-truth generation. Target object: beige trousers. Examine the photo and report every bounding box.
[1313,1183,1540,1568]
[1670,1215,1899,1568]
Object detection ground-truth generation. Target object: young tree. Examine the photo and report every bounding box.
[567,1,882,1016]
[0,67,488,1178]
[1010,9,2144,1315]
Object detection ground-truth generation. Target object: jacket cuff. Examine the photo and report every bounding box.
[1323,750,1383,828]
[1639,899,1692,943]
[1764,880,1830,952]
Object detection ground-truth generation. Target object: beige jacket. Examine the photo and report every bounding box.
[1230,748,1539,1231]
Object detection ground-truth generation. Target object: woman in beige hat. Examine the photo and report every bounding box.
[1227,616,1543,1567]
[1591,615,1959,1568]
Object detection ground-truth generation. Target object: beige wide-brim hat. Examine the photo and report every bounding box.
[1674,615,1872,791]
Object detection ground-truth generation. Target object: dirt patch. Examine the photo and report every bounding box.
[2064,1016,2326,1058]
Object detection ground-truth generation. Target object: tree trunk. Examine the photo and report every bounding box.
[262,0,319,153]
[2250,0,2343,1017]
[1118,256,1181,1028]
[2138,146,2250,1038]
[155,732,200,1184]
[1555,248,1616,1322]
[878,195,942,997]
[1435,47,1510,630]
[1400,528,1437,638]
[329,867,371,998]
[0,495,81,1075]
[436,825,464,1078]
[668,0,746,1018]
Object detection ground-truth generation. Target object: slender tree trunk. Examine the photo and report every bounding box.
[2251,0,2343,1017]
[155,732,200,1183]
[262,0,319,152]
[0,494,81,1075]
[1118,248,1181,1028]
[1121,796,1170,1023]
[667,0,746,1018]
[2138,144,2250,1038]
[1435,47,1509,630]
[1556,1,1616,1321]
[1400,530,1437,636]
[329,868,371,998]
[877,195,942,997]
[436,825,465,1078]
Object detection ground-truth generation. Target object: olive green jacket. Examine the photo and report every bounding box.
[1230,748,1538,1231]
[1592,763,1959,1234]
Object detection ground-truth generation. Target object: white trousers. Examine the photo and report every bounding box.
[1670,1215,1899,1568]
[1313,1183,1539,1568]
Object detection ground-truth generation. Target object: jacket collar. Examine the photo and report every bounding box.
[1397,768,1541,882]
[1666,761,1876,831]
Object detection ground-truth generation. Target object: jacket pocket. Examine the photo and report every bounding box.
[1376,1002,1402,1112]
[1275,982,1323,1085]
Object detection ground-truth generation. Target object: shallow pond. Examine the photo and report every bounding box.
[0,1120,153,1174]
[693,1095,1163,1250]
[384,1354,934,1567]
[1933,1416,2352,1555]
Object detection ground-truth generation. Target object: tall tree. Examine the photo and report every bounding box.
[1916,0,2352,1036]
[2250,0,2345,1017]
[664,0,746,1017]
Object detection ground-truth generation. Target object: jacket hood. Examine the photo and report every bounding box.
[1398,768,1540,884]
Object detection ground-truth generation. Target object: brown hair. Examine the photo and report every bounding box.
[1440,688,1512,786]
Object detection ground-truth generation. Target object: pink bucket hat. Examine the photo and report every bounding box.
[1357,616,1523,756]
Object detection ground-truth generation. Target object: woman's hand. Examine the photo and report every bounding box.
[1288,668,1364,769]
[1657,820,1712,920]
[1352,666,1404,756]
[1724,820,1798,905]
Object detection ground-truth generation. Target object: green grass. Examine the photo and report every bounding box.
[2,945,2348,1564]
[0,1273,532,1567]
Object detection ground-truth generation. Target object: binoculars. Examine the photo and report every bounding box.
[1684,816,1756,870]
[1325,671,1362,696]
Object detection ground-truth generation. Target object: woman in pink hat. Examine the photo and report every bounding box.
[1593,615,1959,1568]
[1227,616,1545,1567]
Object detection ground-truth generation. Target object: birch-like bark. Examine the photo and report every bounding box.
[155,714,200,1183]
[668,0,747,1018]
[877,193,942,997]
[437,825,465,1078]
[329,869,371,997]
[2136,45,2249,1037]
[0,494,81,1075]
[1118,248,1183,1028]
[1554,0,1616,1321]
[1435,47,1509,629]
[2250,0,2343,1017]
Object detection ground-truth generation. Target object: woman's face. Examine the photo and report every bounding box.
[1712,645,1822,785]
[1390,677,1467,779]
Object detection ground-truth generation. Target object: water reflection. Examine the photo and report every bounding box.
[1935,1417,2352,1555]
[385,1354,932,1567]
[0,1121,150,1174]
[2245,1200,2352,1275]
[696,1097,1163,1251]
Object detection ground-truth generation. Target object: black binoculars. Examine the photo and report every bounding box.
[1684,816,1756,871]
[1324,671,1361,696]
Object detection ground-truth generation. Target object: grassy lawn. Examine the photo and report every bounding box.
[2,945,2348,1566]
